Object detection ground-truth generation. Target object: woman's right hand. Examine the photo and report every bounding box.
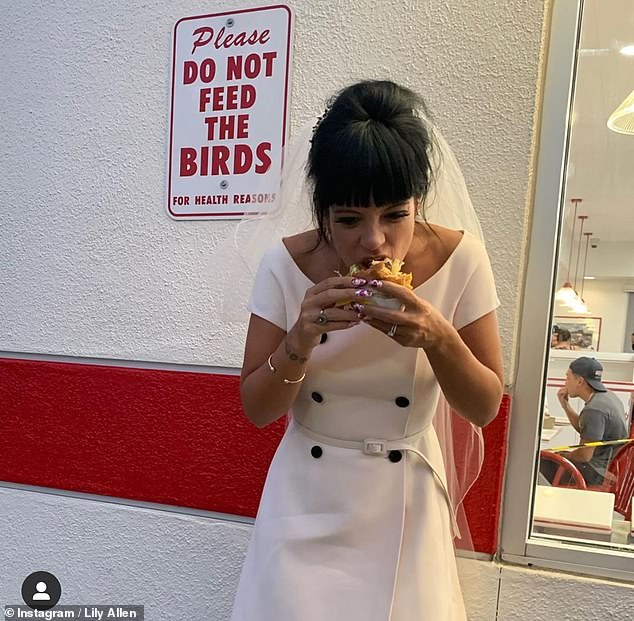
[286,276,369,355]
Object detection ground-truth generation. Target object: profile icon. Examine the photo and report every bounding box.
[32,581,51,600]
[21,571,61,610]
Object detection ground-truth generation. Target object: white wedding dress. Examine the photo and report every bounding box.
[229,230,499,621]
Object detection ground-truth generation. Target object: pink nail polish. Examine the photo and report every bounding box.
[351,278,367,286]
[351,303,365,313]
[355,289,373,297]
[368,279,383,287]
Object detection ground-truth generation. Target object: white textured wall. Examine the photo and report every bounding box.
[2,487,633,621]
[0,0,544,377]
[497,562,634,620]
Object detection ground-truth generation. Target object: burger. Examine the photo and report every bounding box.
[336,258,412,309]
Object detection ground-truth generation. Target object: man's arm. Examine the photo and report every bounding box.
[561,440,596,464]
[564,408,606,464]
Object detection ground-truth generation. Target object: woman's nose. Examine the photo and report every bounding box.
[360,223,385,250]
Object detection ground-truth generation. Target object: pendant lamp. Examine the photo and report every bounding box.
[608,88,634,135]
[573,231,593,314]
[566,214,587,311]
[556,198,582,303]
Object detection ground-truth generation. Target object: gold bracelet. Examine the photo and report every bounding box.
[267,354,306,384]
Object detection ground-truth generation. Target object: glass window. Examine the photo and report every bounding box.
[501,0,634,581]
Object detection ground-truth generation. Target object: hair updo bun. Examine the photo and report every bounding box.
[307,80,436,247]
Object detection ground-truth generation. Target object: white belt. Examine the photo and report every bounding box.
[292,418,460,538]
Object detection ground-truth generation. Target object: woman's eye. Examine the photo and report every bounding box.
[386,211,409,220]
[334,217,359,225]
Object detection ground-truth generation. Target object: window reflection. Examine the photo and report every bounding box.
[533,0,634,550]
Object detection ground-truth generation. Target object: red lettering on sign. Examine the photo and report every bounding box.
[226,52,277,80]
[204,116,219,140]
[198,85,256,112]
[183,59,216,85]
[241,84,256,108]
[179,143,273,176]
[191,27,214,54]
[204,114,249,140]
[233,144,253,174]
[200,145,209,176]
[236,114,249,139]
[199,88,211,113]
[180,148,198,176]
[211,146,231,175]
[190,26,271,54]
[212,87,225,111]
[255,142,272,173]
[225,85,239,110]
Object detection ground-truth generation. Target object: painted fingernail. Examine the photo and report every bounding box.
[368,279,383,287]
[351,277,367,286]
[355,289,373,297]
[351,303,365,313]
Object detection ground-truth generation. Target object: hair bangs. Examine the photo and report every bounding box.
[312,121,421,210]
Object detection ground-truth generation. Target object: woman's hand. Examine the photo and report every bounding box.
[286,276,369,356]
[356,279,503,426]
[353,280,454,350]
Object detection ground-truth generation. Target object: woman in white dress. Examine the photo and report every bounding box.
[230,80,504,620]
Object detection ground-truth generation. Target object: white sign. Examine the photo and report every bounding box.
[167,5,293,219]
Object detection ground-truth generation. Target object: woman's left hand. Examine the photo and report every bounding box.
[354,280,454,350]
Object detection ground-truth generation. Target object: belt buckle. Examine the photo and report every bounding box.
[363,439,387,456]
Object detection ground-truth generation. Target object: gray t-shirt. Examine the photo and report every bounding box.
[579,390,628,477]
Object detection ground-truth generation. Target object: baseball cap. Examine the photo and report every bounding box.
[569,356,607,392]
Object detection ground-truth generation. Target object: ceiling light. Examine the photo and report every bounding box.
[620,45,634,56]
[576,231,592,315]
[608,89,634,135]
[556,198,582,304]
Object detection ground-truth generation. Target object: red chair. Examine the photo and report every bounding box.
[539,450,587,490]
[587,442,634,520]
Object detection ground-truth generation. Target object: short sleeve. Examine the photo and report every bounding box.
[579,409,607,442]
[246,243,287,330]
[453,237,500,330]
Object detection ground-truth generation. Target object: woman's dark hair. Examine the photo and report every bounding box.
[306,80,436,248]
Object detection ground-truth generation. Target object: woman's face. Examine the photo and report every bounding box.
[327,198,417,270]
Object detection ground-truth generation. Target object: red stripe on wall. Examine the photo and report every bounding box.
[0,357,509,553]
[462,393,511,554]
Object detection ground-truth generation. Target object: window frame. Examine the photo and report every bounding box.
[499,0,634,583]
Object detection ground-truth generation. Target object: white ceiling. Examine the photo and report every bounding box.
[563,0,634,245]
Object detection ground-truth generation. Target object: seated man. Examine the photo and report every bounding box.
[540,356,628,486]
